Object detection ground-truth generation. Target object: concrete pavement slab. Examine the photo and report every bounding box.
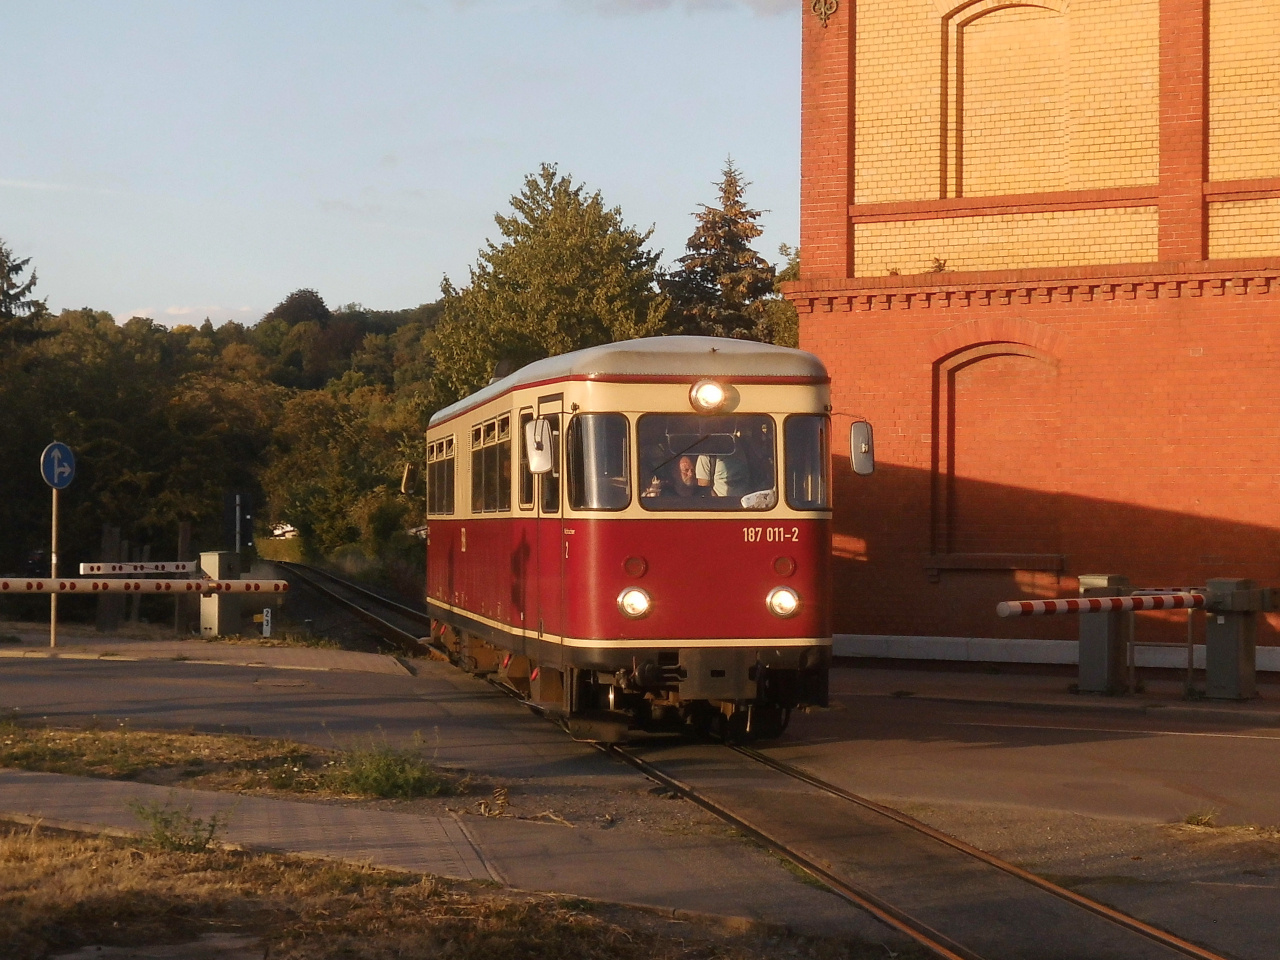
[0,769,492,881]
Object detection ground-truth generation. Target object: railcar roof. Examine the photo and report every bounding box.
[428,336,827,427]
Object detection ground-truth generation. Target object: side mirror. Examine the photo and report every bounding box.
[525,419,554,475]
[400,462,420,494]
[850,421,875,476]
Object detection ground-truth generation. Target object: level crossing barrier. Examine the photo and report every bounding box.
[996,577,1266,700]
[0,579,287,594]
[79,562,199,575]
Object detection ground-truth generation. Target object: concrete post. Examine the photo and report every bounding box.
[199,551,241,639]
[1077,574,1131,694]
[1204,578,1257,700]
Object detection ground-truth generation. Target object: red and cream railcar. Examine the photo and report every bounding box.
[423,336,836,737]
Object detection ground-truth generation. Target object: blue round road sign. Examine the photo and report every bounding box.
[40,442,75,490]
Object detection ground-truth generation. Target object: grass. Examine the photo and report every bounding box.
[212,631,342,650]
[0,718,469,801]
[1183,808,1219,828]
[0,823,904,960]
[129,800,230,852]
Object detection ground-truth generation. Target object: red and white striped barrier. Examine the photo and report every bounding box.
[79,562,199,575]
[0,579,288,595]
[997,593,1204,618]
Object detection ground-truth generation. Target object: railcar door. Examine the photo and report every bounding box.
[534,397,565,648]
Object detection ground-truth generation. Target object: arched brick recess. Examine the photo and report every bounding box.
[930,340,1063,569]
[937,1,1069,198]
[929,315,1063,360]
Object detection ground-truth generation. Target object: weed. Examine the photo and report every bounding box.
[0,633,22,645]
[890,690,915,699]
[325,743,458,799]
[129,799,229,852]
[1184,808,1219,828]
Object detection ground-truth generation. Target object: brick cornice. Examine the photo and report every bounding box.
[783,258,1280,312]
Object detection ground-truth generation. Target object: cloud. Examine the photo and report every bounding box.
[0,178,117,195]
[578,0,796,14]
[445,0,796,14]
[116,305,259,327]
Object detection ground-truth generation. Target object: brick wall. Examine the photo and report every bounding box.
[1210,0,1280,181]
[789,0,1280,644]
[796,268,1280,643]
[854,207,1160,276]
[1210,199,1280,259]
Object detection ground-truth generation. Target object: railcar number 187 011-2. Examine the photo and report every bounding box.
[742,525,801,544]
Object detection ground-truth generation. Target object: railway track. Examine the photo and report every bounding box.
[277,561,1236,960]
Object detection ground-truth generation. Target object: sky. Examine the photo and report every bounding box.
[0,0,800,327]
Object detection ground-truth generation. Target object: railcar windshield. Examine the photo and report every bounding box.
[784,415,831,511]
[567,413,631,510]
[638,414,777,511]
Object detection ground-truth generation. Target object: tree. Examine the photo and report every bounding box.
[430,164,669,405]
[0,238,47,340]
[751,243,801,348]
[665,160,776,340]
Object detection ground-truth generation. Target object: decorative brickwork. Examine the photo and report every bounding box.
[789,0,1280,645]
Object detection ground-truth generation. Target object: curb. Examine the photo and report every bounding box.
[0,647,414,676]
[846,690,1280,726]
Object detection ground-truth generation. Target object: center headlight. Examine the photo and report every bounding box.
[766,586,801,619]
[618,587,652,619]
[689,379,728,413]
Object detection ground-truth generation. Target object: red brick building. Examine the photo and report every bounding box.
[785,0,1280,644]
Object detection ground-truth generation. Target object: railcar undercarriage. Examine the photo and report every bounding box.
[430,619,829,742]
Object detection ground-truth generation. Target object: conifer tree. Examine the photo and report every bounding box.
[0,238,47,340]
[666,160,776,340]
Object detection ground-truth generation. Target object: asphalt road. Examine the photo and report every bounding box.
[781,671,1280,828]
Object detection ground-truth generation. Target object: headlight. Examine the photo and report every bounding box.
[618,587,652,619]
[689,379,727,413]
[766,586,801,619]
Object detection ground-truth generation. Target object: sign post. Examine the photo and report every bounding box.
[40,442,75,648]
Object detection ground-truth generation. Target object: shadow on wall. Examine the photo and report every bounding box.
[831,461,1280,645]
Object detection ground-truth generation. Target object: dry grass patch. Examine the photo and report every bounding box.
[210,633,341,650]
[0,719,468,800]
[0,823,903,960]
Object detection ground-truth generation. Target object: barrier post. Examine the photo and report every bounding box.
[199,551,241,638]
[1077,574,1130,694]
[1203,578,1259,700]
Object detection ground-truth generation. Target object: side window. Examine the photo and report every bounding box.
[471,426,484,513]
[497,416,512,511]
[426,437,455,516]
[470,416,513,513]
[784,415,830,511]
[539,413,561,514]
[518,410,534,508]
[567,413,630,511]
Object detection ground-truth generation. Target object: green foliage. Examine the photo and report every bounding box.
[323,743,459,799]
[0,164,796,580]
[0,238,46,341]
[128,800,228,852]
[430,164,669,405]
[665,160,778,341]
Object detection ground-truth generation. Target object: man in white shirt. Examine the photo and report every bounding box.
[696,453,750,498]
